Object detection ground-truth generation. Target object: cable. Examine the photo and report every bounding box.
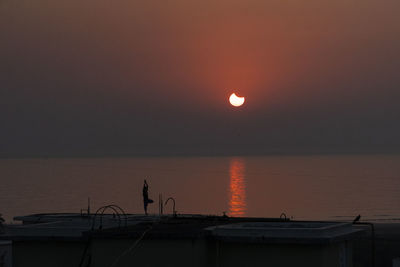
[108,224,154,267]
[78,237,92,267]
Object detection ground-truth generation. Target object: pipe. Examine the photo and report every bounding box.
[92,205,121,230]
[165,197,176,217]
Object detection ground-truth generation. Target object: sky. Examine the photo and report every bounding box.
[1,0,400,157]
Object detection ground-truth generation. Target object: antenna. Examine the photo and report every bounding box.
[159,194,163,216]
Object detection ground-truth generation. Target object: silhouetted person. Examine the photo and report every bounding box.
[143,179,154,215]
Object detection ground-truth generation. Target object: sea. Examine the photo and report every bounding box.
[1,155,400,223]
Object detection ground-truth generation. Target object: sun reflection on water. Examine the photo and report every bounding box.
[229,158,246,217]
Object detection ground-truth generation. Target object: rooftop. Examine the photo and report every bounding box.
[1,213,363,244]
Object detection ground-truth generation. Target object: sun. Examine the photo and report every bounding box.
[229,93,245,107]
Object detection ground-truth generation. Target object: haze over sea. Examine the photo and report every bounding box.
[1,155,399,223]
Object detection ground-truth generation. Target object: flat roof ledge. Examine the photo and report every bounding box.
[206,221,364,245]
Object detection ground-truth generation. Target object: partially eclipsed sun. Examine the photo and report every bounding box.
[229,93,245,107]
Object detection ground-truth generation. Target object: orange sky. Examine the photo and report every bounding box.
[1,0,400,156]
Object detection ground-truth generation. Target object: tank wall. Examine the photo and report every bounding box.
[10,238,354,267]
[12,241,85,267]
[91,238,208,267]
[0,241,12,267]
[215,241,353,267]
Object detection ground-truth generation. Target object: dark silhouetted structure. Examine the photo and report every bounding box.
[142,180,154,215]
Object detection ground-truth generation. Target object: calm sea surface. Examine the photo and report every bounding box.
[1,155,400,222]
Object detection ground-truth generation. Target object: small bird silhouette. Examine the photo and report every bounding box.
[353,214,361,223]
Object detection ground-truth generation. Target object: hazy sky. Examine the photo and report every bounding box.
[1,0,400,157]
